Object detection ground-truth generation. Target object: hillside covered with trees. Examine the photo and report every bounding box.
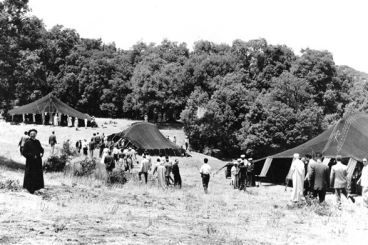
[1,0,368,158]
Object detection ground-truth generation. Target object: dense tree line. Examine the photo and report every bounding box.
[1,0,368,158]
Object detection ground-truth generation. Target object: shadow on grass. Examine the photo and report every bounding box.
[0,156,25,170]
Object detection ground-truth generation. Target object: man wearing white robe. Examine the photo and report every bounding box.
[290,153,305,202]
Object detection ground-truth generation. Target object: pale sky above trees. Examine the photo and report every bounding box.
[29,0,367,73]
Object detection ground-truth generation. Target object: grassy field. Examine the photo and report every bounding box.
[1,119,368,245]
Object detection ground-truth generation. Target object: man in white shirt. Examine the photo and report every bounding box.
[199,158,211,194]
[358,158,368,208]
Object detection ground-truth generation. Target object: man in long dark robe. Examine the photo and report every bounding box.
[172,159,182,188]
[22,129,44,194]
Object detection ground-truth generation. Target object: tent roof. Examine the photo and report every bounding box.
[269,112,368,161]
[108,122,184,155]
[8,93,91,120]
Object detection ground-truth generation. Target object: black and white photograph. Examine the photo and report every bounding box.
[0,0,368,244]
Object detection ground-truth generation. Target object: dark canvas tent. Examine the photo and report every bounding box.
[269,112,368,161]
[256,113,367,186]
[108,122,185,156]
[8,93,91,122]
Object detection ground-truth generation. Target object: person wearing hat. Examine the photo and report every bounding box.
[22,129,44,194]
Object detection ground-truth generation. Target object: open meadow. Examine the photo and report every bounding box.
[1,119,368,245]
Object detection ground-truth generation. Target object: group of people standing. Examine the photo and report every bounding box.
[290,152,368,207]
[152,156,182,189]
[230,155,256,191]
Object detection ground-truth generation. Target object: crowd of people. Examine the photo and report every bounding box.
[229,154,256,191]
[289,152,368,208]
[18,129,187,193]
[16,129,368,206]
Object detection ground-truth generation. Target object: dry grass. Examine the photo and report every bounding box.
[1,119,368,244]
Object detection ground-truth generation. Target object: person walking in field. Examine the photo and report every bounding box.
[75,140,82,154]
[104,150,115,174]
[18,131,29,155]
[200,158,211,194]
[308,152,329,203]
[304,154,315,197]
[139,154,151,184]
[82,139,88,157]
[164,156,173,186]
[48,131,57,155]
[330,155,355,207]
[231,160,238,186]
[22,129,44,194]
[290,153,305,203]
[358,158,368,208]
[238,159,247,191]
[153,158,167,189]
[172,159,182,188]
[124,147,137,172]
[89,134,96,158]
[246,158,255,187]
[100,146,110,164]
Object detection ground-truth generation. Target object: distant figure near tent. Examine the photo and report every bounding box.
[22,129,44,194]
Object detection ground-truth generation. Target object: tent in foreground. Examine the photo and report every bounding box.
[256,112,368,185]
[8,93,92,125]
[107,122,185,156]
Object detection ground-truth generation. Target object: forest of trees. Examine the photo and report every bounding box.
[1,0,368,158]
